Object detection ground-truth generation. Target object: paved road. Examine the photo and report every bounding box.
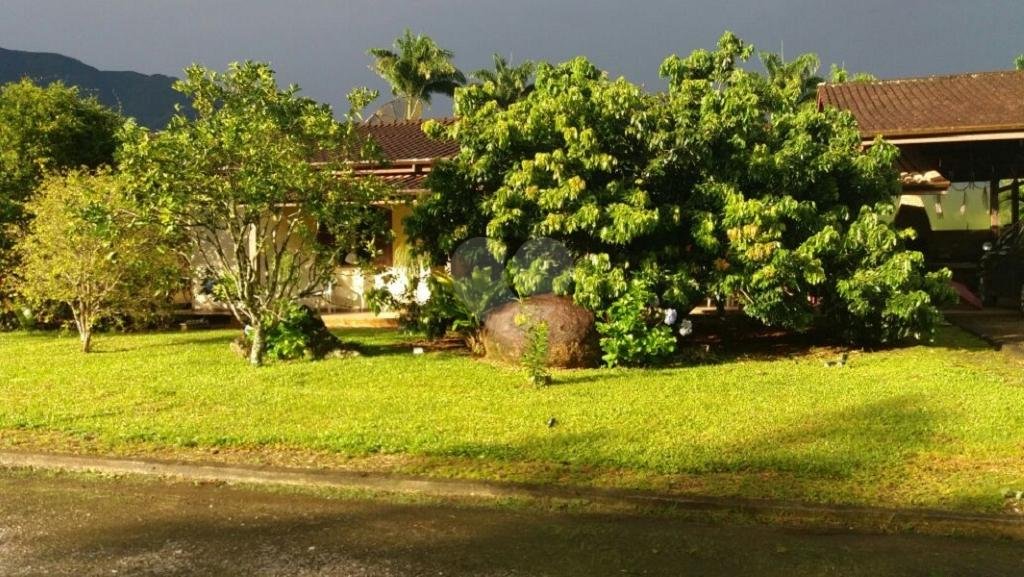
[1,469,1023,577]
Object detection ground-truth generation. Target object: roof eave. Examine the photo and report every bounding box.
[861,129,1024,146]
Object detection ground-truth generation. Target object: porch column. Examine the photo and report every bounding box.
[990,179,1001,230]
[1013,178,1021,226]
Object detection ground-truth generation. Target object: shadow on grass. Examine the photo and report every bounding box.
[667,317,992,368]
[702,395,942,480]
[406,396,944,506]
[91,332,235,354]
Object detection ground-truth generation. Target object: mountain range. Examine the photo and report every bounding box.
[0,46,188,129]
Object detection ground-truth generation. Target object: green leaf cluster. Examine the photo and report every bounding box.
[16,170,180,351]
[0,79,123,312]
[409,32,951,359]
[118,62,390,364]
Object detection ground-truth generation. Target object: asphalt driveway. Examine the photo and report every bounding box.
[1,468,1023,576]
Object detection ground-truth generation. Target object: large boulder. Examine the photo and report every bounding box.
[482,294,601,368]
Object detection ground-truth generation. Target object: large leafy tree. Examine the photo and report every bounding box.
[368,30,466,119]
[410,32,952,364]
[1016,55,1024,70]
[471,54,535,109]
[120,62,389,365]
[17,170,180,352]
[0,79,123,312]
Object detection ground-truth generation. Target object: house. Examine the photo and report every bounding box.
[180,119,456,318]
[817,70,1024,284]
[321,119,458,311]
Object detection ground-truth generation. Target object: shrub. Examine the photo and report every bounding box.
[516,312,552,385]
[596,280,677,367]
[409,32,950,362]
[368,270,500,353]
[264,303,344,361]
[817,206,956,345]
[16,170,180,352]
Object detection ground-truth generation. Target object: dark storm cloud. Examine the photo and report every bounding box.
[1,0,1021,115]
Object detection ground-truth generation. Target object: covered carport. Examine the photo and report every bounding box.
[818,70,1024,298]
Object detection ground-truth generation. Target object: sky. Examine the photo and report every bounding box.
[1,0,1022,116]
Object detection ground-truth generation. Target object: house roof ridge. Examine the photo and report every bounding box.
[820,69,1024,89]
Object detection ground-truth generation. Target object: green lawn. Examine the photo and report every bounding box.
[2,326,1024,513]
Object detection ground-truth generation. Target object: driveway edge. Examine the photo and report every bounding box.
[2,449,1022,539]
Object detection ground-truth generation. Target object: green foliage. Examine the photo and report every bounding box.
[368,30,465,119]
[515,312,551,385]
[0,79,123,319]
[265,303,343,361]
[368,271,493,352]
[410,32,948,361]
[471,54,535,108]
[16,170,180,352]
[760,51,823,105]
[817,206,957,345]
[1016,54,1024,71]
[119,61,389,365]
[596,280,676,367]
[828,64,878,84]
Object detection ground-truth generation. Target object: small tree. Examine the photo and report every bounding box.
[120,62,389,365]
[368,30,466,119]
[0,80,123,319]
[17,170,179,352]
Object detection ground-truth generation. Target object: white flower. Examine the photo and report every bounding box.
[663,308,678,326]
[678,319,693,337]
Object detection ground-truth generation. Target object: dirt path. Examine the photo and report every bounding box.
[1,469,1022,576]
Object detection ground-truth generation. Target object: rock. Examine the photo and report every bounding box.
[482,294,601,369]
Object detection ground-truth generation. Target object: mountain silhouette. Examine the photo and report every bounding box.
[0,46,189,129]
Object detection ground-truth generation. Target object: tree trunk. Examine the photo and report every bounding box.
[73,305,93,353]
[248,323,266,366]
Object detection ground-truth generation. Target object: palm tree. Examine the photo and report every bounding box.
[760,51,823,105]
[828,64,878,84]
[471,54,536,108]
[368,30,466,120]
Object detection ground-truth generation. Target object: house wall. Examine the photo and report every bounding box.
[325,202,426,312]
[186,204,422,314]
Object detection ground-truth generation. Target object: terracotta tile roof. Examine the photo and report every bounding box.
[817,70,1024,139]
[356,118,459,162]
[366,170,431,195]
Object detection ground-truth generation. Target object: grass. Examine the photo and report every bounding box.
[2,325,1024,513]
